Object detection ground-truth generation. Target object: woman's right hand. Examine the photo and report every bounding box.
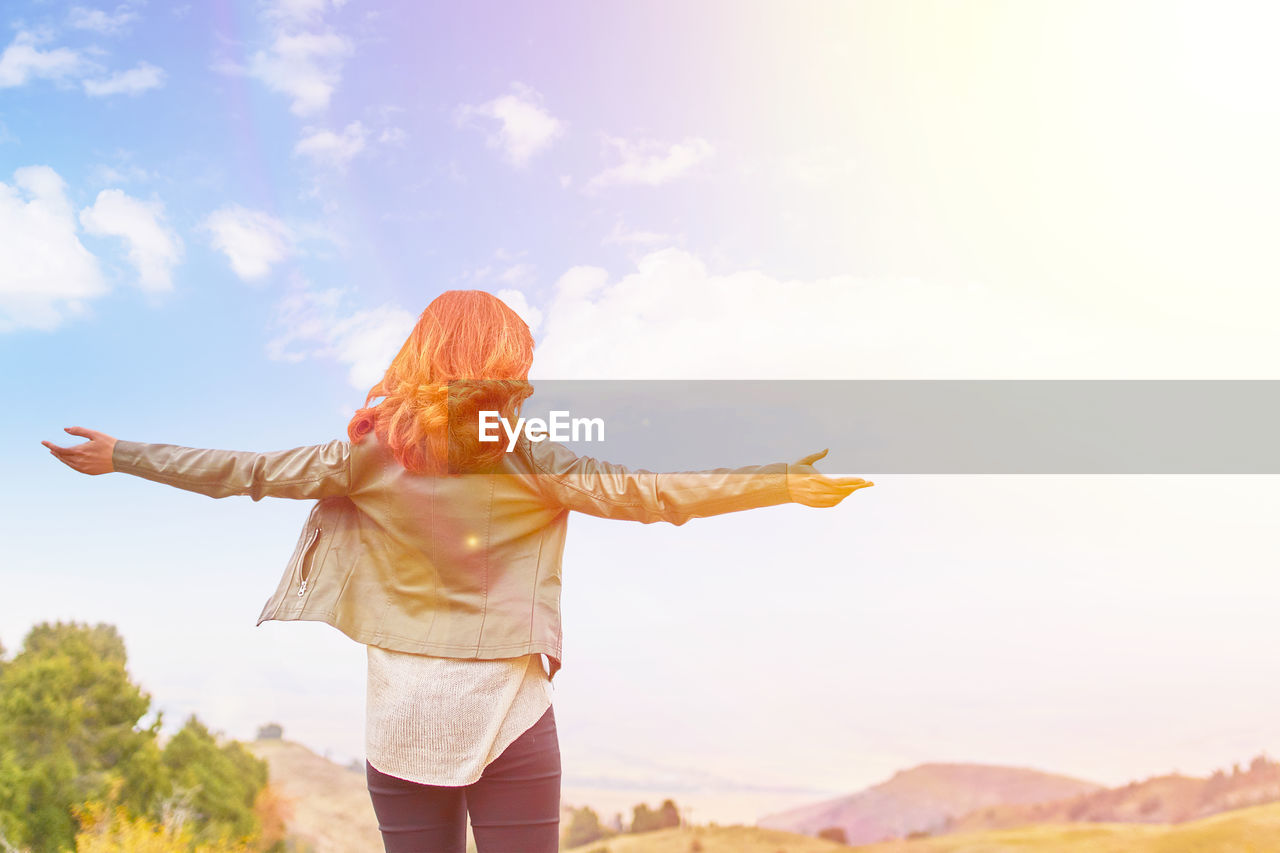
[787,449,874,507]
[43,426,118,476]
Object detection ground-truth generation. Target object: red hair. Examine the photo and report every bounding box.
[347,290,535,474]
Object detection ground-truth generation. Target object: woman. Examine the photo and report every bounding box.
[42,290,873,852]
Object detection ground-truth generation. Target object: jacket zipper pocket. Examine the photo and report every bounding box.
[297,526,321,597]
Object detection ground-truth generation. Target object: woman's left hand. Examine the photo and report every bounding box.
[787,448,874,507]
[42,426,118,475]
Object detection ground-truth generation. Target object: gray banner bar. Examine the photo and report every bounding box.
[496,380,1280,474]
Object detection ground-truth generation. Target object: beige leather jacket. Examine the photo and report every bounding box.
[111,433,793,681]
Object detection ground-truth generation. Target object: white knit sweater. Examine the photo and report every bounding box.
[364,647,554,787]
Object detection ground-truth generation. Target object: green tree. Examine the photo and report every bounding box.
[629,799,682,832]
[0,744,30,849]
[0,621,274,852]
[161,716,269,846]
[629,802,657,833]
[564,804,609,847]
[0,621,165,853]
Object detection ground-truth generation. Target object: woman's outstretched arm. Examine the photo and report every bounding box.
[526,440,873,525]
[43,426,351,501]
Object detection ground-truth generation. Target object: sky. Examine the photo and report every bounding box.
[3,0,1280,827]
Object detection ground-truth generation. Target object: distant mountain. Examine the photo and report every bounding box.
[946,753,1280,833]
[756,762,1102,845]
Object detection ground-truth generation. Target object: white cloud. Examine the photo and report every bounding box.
[245,29,352,116]
[215,0,353,180]
[495,263,535,288]
[294,120,366,169]
[602,219,675,247]
[369,104,406,145]
[68,5,140,35]
[460,251,538,304]
[454,82,565,167]
[377,126,407,145]
[266,278,415,390]
[527,247,1269,380]
[79,189,183,291]
[495,288,542,334]
[584,135,714,192]
[0,166,106,333]
[83,61,165,96]
[327,305,418,390]
[201,205,294,281]
[777,143,857,186]
[88,161,151,185]
[262,0,349,27]
[0,31,84,88]
[1,29,163,98]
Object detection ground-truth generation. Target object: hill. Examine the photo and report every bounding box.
[850,798,1280,852]
[756,762,1101,844]
[944,753,1280,832]
[245,739,387,853]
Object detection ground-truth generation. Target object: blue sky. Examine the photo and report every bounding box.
[5,0,1280,826]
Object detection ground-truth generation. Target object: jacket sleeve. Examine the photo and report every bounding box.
[526,439,793,525]
[111,439,351,501]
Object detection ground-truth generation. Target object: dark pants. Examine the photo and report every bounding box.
[366,704,561,853]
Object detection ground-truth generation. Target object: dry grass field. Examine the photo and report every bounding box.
[563,801,1280,853]
[849,800,1280,853]
[564,823,853,853]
